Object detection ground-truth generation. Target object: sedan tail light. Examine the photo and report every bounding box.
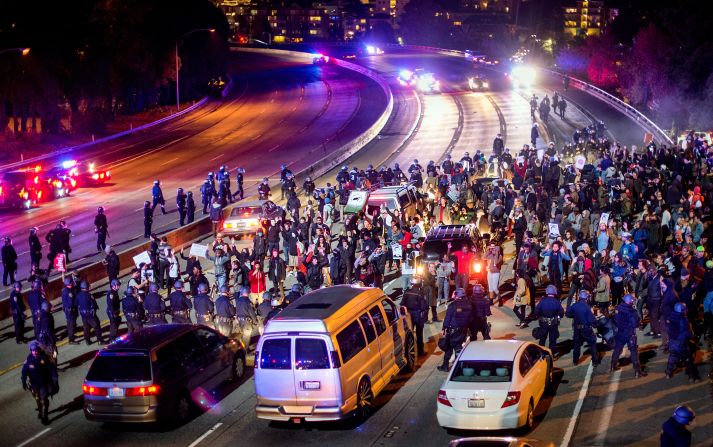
[437,389,452,407]
[125,385,160,396]
[501,391,521,408]
[82,384,108,396]
[472,262,482,273]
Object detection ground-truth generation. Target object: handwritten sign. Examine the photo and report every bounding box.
[132,251,152,268]
[53,254,66,272]
[189,243,208,258]
[537,149,545,161]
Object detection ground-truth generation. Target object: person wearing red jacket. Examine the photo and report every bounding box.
[249,261,266,304]
[447,241,473,290]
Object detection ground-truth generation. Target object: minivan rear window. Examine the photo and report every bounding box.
[86,353,152,382]
[295,339,330,370]
[260,338,292,369]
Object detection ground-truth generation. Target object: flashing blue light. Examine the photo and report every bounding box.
[61,160,77,169]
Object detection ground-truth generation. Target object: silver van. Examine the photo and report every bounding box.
[254,285,416,422]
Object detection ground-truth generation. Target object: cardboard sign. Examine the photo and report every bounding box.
[189,243,208,258]
[53,254,66,272]
[345,190,368,214]
[391,243,403,260]
[599,213,610,226]
[132,250,152,268]
[575,155,586,170]
[447,185,460,202]
[548,223,560,237]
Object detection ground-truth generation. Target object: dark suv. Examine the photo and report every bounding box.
[83,324,246,424]
[417,224,488,286]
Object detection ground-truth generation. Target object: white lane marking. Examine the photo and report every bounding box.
[15,428,51,447]
[209,153,224,161]
[187,422,223,447]
[561,362,594,447]
[159,157,179,166]
[591,368,620,446]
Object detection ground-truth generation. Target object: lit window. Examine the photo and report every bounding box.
[453,21,462,26]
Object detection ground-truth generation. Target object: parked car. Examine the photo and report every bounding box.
[345,184,421,220]
[448,437,554,447]
[255,285,415,422]
[221,200,284,236]
[436,340,553,431]
[83,324,246,423]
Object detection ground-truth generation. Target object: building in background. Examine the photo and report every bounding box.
[562,0,608,37]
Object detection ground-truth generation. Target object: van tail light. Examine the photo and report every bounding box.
[437,389,452,407]
[473,262,482,273]
[125,385,160,396]
[92,173,99,180]
[501,391,521,408]
[105,171,111,178]
[82,384,108,396]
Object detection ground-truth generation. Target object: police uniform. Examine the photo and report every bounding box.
[439,293,473,370]
[402,285,429,355]
[610,302,645,376]
[194,293,215,328]
[27,288,45,339]
[201,180,215,214]
[143,291,167,325]
[10,287,26,343]
[235,294,257,349]
[235,170,244,200]
[566,298,599,365]
[122,292,143,334]
[151,183,167,214]
[215,293,236,336]
[535,294,564,352]
[106,289,122,340]
[176,190,187,226]
[143,204,153,238]
[665,310,699,380]
[76,289,105,345]
[61,286,78,344]
[169,290,193,324]
[94,211,108,252]
[37,305,56,353]
[186,192,196,224]
[469,290,492,340]
[21,346,58,424]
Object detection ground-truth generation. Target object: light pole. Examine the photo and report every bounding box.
[0,47,30,56]
[175,29,215,112]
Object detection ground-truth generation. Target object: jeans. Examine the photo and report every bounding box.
[215,273,227,289]
[514,304,527,324]
[455,273,468,290]
[437,277,450,302]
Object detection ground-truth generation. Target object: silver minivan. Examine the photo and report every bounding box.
[254,285,415,422]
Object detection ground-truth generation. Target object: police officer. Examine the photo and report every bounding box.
[77,281,105,345]
[37,300,56,359]
[265,297,283,324]
[235,287,257,350]
[257,292,274,327]
[215,285,236,336]
[194,283,215,328]
[21,341,58,425]
[234,167,245,200]
[144,283,167,325]
[122,286,143,334]
[438,288,473,371]
[469,284,492,340]
[535,285,564,354]
[402,278,429,356]
[223,170,234,203]
[10,281,26,343]
[258,177,271,200]
[665,302,700,381]
[58,277,78,344]
[201,179,215,214]
[106,279,122,340]
[27,279,45,339]
[169,280,192,323]
[566,290,600,366]
[143,201,153,238]
[186,191,196,224]
[610,294,647,377]
[284,283,302,306]
[176,187,187,226]
[660,405,695,447]
[94,206,109,252]
[151,179,167,214]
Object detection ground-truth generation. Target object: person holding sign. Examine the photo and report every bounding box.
[540,241,571,295]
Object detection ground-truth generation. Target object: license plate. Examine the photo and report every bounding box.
[301,381,321,390]
[468,398,485,408]
[109,387,124,397]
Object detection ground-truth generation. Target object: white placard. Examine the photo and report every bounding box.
[447,185,460,202]
[391,243,403,260]
[599,212,610,226]
[548,223,560,237]
[189,243,208,258]
[537,149,545,160]
[575,155,586,170]
[133,251,152,268]
[516,156,525,165]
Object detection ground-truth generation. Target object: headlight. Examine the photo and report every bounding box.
[473,262,482,273]
[223,222,234,229]
[416,266,424,275]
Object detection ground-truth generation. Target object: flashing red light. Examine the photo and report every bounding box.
[70,178,77,188]
[105,171,111,178]
[33,176,39,184]
[92,173,99,180]
[99,173,105,179]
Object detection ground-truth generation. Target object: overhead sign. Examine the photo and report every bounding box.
[53,254,66,272]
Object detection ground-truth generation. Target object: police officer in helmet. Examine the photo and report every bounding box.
[438,288,473,371]
[76,281,105,345]
[122,286,143,334]
[27,279,45,339]
[402,277,429,356]
[535,285,564,355]
[235,286,257,350]
[106,279,122,340]
[610,294,647,377]
[284,283,302,306]
[469,283,492,340]
[215,285,236,336]
[21,341,58,425]
[10,281,26,343]
[61,277,79,344]
[665,302,700,381]
[194,283,215,328]
[144,282,167,325]
[169,280,192,324]
[660,405,695,446]
[566,289,600,366]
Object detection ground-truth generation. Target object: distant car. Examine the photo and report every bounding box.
[468,76,489,91]
[397,69,418,87]
[221,200,285,236]
[414,72,440,94]
[449,437,555,447]
[0,171,39,209]
[83,324,246,423]
[208,77,227,97]
[312,53,330,65]
[364,44,384,55]
[52,159,111,187]
[436,340,553,431]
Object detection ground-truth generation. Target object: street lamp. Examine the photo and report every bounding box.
[0,47,30,56]
[176,29,215,112]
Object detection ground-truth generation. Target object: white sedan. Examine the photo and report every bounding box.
[436,340,553,431]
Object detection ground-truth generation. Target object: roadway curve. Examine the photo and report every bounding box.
[0,50,387,298]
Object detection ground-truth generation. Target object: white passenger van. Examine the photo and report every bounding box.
[254,285,415,422]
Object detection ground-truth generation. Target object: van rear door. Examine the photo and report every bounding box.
[293,336,340,410]
[255,337,297,406]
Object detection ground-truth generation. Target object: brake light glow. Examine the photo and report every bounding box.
[92,173,99,180]
[70,178,77,188]
[473,262,482,273]
[99,173,105,179]
[437,389,452,407]
[105,171,111,177]
[125,385,160,396]
[33,176,39,184]
[501,391,521,408]
[88,162,95,173]
[83,384,108,396]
